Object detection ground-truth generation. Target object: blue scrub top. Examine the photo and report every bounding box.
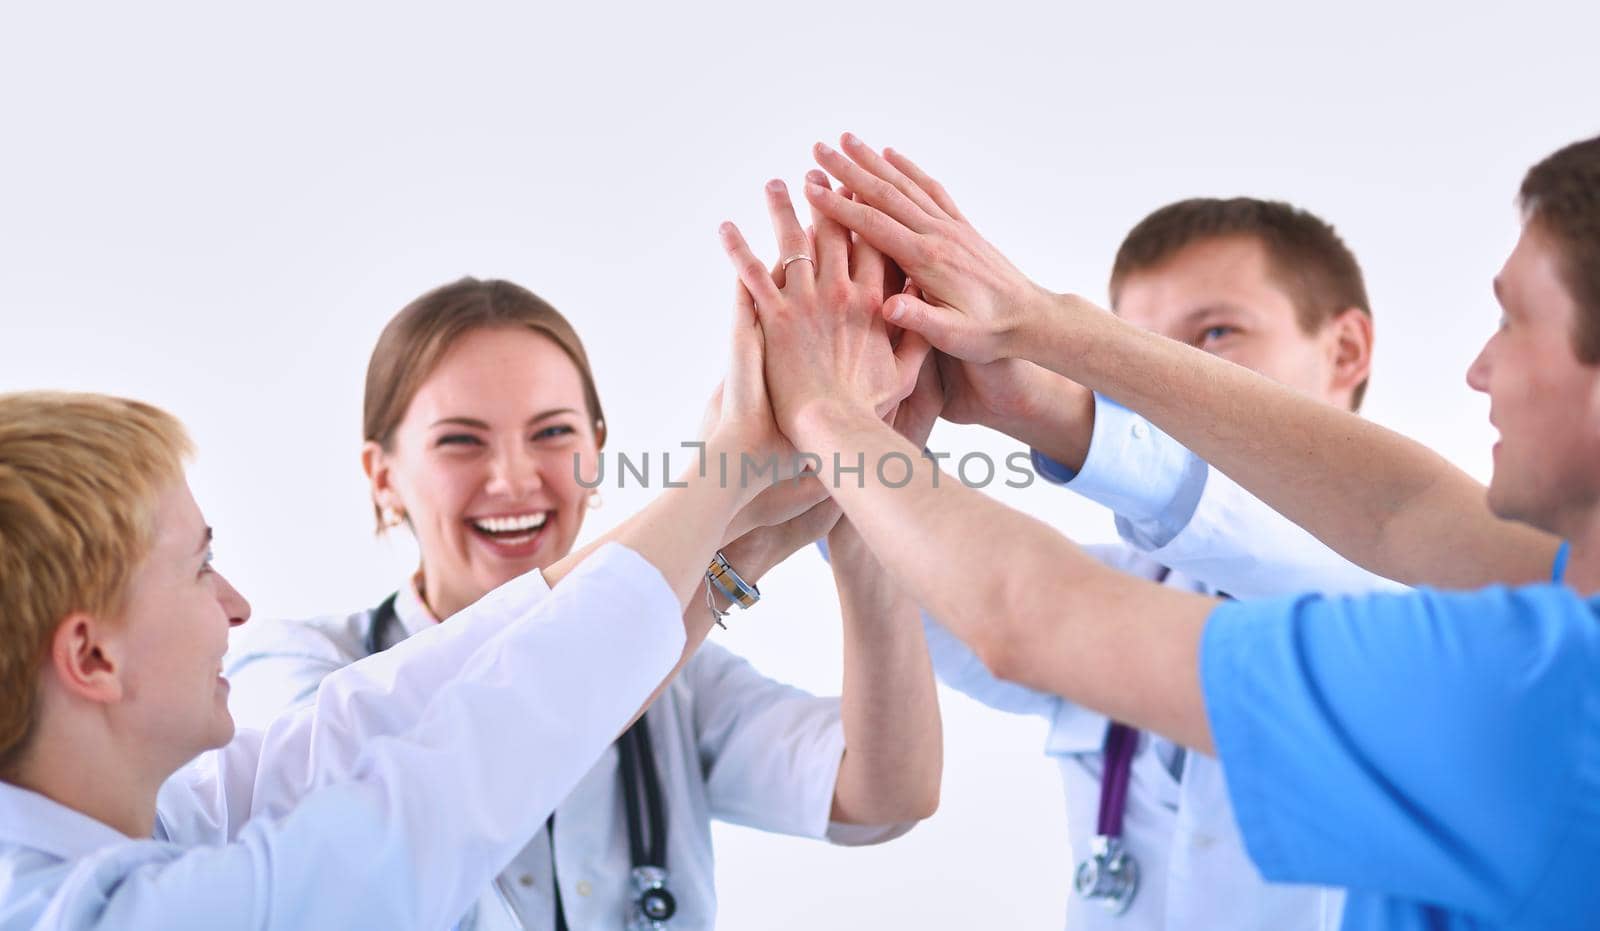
[1200,549,1600,930]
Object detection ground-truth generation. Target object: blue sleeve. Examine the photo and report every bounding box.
[1032,394,1208,548]
[1201,585,1600,925]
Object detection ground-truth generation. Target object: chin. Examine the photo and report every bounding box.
[209,706,238,748]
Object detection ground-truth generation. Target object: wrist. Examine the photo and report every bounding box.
[788,397,879,455]
[1012,289,1089,363]
[699,435,767,510]
[720,527,778,583]
[1007,378,1094,473]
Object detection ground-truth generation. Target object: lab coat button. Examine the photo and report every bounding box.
[518,874,535,888]
[1130,421,1149,440]
[576,880,593,897]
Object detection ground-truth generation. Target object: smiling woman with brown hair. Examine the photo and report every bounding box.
[224,250,942,930]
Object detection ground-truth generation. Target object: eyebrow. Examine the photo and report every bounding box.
[1179,303,1253,327]
[429,409,581,431]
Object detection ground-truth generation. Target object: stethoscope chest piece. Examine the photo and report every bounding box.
[629,865,676,929]
[1074,834,1139,915]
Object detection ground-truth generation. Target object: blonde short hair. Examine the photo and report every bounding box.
[0,392,192,774]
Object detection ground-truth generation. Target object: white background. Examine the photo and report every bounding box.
[3,2,1597,926]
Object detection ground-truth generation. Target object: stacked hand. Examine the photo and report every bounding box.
[803,133,1056,365]
[719,173,931,440]
[708,135,1095,503]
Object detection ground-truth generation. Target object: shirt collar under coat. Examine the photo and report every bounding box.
[0,779,137,860]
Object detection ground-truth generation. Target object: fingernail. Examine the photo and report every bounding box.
[841,132,859,148]
[805,182,825,198]
[719,221,735,237]
[886,298,906,322]
[766,179,785,194]
[814,141,836,158]
[805,169,827,185]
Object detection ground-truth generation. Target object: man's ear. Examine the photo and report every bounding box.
[1326,307,1375,406]
[48,612,123,705]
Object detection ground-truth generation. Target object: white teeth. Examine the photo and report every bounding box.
[472,512,549,534]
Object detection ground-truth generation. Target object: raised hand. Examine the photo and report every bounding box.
[699,278,793,480]
[719,175,930,440]
[804,133,1056,364]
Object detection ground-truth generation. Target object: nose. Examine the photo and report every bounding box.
[484,443,545,499]
[1465,337,1493,394]
[216,572,252,627]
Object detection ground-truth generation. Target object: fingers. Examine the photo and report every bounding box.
[813,140,938,234]
[733,276,757,328]
[882,292,972,358]
[764,180,815,290]
[893,327,934,401]
[803,181,923,271]
[725,280,767,408]
[838,132,954,224]
[720,222,783,310]
[846,192,887,293]
[805,169,850,288]
[883,147,967,223]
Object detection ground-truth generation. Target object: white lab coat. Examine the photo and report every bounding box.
[0,543,683,931]
[224,561,913,930]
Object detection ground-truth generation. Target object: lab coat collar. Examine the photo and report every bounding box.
[0,779,135,860]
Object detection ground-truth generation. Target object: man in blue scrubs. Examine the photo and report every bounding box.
[721,132,1600,929]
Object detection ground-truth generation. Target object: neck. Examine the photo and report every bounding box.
[415,569,479,623]
[11,720,164,838]
[1563,517,1600,596]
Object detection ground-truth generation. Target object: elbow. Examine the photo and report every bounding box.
[872,779,942,825]
[910,779,941,821]
[967,573,1036,687]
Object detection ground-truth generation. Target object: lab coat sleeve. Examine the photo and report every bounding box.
[221,619,354,732]
[59,543,685,931]
[1035,393,1406,599]
[686,642,916,846]
[165,564,555,839]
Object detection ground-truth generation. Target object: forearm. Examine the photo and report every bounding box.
[1021,294,1560,587]
[826,521,942,824]
[984,368,1096,472]
[791,400,1215,751]
[544,439,750,610]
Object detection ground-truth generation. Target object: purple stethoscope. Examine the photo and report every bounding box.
[1073,567,1194,915]
[1072,721,1142,914]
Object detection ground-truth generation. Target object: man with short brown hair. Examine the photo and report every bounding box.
[910,195,1396,929]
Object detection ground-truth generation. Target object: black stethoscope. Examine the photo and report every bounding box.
[366,594,677,930]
